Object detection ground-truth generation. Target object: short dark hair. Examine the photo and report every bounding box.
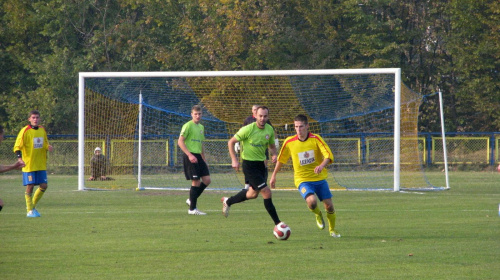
[256,106,269,114]
[294,114,308,124]
[29,110,40,118]
[191,105,202,112]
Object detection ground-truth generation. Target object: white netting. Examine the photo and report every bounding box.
[80,70,445,191]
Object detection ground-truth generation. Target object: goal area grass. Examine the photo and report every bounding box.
[0,171,498,279]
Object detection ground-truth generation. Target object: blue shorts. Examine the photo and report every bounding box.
[22,171,48,186]
[298,180,333,201]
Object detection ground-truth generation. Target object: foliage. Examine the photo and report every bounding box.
[0,0,498,134]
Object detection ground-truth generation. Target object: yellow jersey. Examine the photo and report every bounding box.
[278,132,334,187]
[13,125,50,172]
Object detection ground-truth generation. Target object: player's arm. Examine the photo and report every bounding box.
[201,145,207,163]
[42,128,53,152]
[269,161,284,189]
[178,135,197,163]
[228,136,239,171]
[268,129,278,164]
[0,161,25,173]
[268,143,277,164]
[13,129,25,165]
[314,157,331,174]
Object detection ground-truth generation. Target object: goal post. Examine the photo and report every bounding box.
[78,69,448,192]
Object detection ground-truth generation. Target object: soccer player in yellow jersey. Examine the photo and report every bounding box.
[270,114,340,237]
[0,125,25,212]
[178,105,211,215]
[13,110,53,218]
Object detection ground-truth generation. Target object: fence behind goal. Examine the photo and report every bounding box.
[78,69,447,191]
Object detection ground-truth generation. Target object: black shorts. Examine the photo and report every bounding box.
[242,160,267,190]
[183,153,210,181]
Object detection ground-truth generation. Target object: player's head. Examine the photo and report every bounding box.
[191,105,203,123]
[251,105,260,117]
[28,110,41,127]
[94,147,102,155]
[294,114,308,124]
[294,114,309,139]
[255,106,269,128]
[0,125,4,143]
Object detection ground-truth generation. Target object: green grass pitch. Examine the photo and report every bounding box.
[0,172,499,279]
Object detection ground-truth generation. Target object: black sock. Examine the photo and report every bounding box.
[264,198,281,225]
[227,189,248,206]
[190,183,208,210]
[189,186,197,210]
[199,182,207,194]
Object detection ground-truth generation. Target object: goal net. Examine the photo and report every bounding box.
[78,69,448,191]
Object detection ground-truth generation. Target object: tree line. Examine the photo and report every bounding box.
[0,0,498,134]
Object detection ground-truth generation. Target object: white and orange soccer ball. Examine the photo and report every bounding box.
[273,222,291,241]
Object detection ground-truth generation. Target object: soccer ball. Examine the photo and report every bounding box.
[273,222,291,240]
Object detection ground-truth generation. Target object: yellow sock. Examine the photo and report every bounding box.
[25,193,33,212]
[309,205,321,215]
[327,211,337,232]
[32,188,46,208]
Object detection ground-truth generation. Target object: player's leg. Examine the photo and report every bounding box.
[32,183,47,207]
[299,182,325,230]
[188,179,201,210]
[23,172,36,216]
[0,198,4,212]
[222,160,260,217]
[32,171,48,208]
[222,188,247,217]
[188,155,209,215]
[184,154,204,214]
[316,181,340,237]
[25,184,35,217]
[30,171,47,217]
[260,186,281,225]
[322,198,339,237]
[194,157,211,205]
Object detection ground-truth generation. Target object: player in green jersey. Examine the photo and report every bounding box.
[178,105,211,215]
[222,106,284,227]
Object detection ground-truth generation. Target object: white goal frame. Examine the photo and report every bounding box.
[78,68,447,191]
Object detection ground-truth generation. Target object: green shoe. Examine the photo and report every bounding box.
[315,212,325,230]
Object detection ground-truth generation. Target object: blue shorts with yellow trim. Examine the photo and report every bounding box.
[22,171,48,186]
[298,180,332,201]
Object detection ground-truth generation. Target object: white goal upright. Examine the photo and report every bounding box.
[78,69,448,191]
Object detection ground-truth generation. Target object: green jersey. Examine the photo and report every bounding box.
[235,122,275,161]
[180,120,205,154]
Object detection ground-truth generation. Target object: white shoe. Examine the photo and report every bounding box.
[186,198,191,206]
[27,210,38,218]
[188,209,206,215]
[330,231,341,238]
[221,197,230,217]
